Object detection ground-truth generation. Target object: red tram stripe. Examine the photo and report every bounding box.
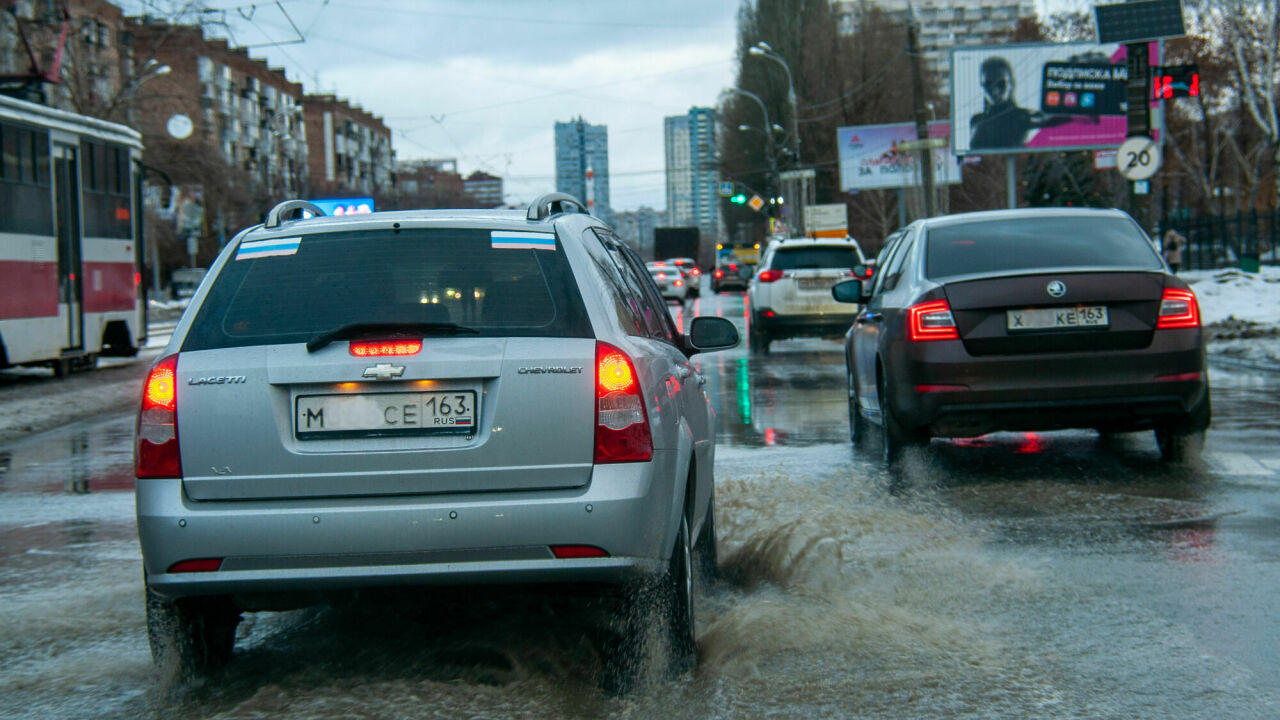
[0,260,59,318]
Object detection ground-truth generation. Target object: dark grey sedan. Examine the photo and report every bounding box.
[833,208,1210,465]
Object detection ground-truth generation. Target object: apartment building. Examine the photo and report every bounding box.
[302,94,393,198]
[664,106,720,242]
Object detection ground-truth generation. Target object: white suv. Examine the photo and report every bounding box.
[746,237,867,354]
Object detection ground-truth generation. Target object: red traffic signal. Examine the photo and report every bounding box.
[1153,65,1199,99]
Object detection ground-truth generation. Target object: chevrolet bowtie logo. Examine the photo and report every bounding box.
[363,363,406,380]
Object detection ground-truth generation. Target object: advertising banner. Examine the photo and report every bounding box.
[836,121,961,192]
[951,42,1159,155]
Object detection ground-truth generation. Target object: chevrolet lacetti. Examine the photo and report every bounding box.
[134,194,739,683]
[832,208,1210,465]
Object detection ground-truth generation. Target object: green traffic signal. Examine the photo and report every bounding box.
[730,194,747,204]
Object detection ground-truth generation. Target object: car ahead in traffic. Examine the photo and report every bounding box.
[746,236,868,354]
[833,207,1210,465]
[665,257,701,298]
[711,259,751,293]
[135,193,739,682]
[647,261,690,303]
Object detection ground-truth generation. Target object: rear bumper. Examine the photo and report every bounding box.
[138,460,673,601]
[883,328,1210,437]
[756,309,858,338]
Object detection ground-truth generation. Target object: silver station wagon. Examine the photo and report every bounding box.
[135,194,738,682]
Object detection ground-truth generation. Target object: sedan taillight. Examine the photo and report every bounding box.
[757,269,784,283]
[907,300,959,341]
[594,342,652,463]
[1156,288,1200,329]
[136,354,182,478]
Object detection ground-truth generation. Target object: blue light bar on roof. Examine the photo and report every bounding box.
[309,197,374,216]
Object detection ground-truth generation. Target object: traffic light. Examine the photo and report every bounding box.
[1153,65,1199,99]
[730,193,747,204]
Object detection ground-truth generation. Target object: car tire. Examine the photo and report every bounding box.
[146,584,240,677]
[658,512,697,676]
[694,492,719,584]
[1155,427,1205,464]
[879,376,922,465]
[749,320,771,356]
[847,368,867,446]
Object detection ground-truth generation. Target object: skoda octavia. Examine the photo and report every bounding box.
[833,208,1209,464]
[135,194,738,679]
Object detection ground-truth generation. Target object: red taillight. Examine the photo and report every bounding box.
[594,342,652,464]
[907,300,959,341]
[551,545,610,559]
[349,340,422,357]
[714,269,724,279]
[758,269,784,283]
[674,279,683,287]
[168,558,223,573]
[690,268,701,276]
[136,354,182,478]
[1156,288,1200,329]
[729,263,738,271]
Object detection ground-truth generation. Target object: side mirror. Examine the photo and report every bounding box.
[832,278,869,304]
[685,316,739,355]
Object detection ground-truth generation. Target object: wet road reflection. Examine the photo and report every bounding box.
[1,286,1279,718]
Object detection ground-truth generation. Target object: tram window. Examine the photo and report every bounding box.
[0,123,53,235]
[80,138,132,239]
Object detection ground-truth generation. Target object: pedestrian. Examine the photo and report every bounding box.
[1162,228,1186,273]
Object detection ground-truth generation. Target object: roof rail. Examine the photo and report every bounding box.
[526,192,586,221]
[264,199,325,229]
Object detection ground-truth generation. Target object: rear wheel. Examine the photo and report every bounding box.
[879,376,923,465]
[658,513,697,675]
[146,585,240,677]
[1155,427,1205,464]
[694,493,719,583]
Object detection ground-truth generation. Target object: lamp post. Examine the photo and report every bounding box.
[747,42,799,164]
[723,87,785,199]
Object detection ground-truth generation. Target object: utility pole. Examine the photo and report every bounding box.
[907,6,936,218]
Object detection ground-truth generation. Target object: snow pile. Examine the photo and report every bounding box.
[1183,266,1280,368]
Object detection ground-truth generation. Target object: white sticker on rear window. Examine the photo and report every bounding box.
[491,231,556,251]
[236,236,301,260]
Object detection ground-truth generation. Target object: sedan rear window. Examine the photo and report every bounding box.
[769,245,862,270]
[182,228,592,351]
[925,216,1163,280]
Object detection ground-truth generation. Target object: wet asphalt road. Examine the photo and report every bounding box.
[1,288,1278,718]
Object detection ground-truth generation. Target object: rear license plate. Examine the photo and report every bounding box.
[798,276,837,290]
[1006,306,1109,332]
[296,391,477,438]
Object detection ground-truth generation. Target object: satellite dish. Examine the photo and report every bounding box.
[166,114,193,140]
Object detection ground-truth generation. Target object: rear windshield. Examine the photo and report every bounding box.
[181,228,593,351]
[925,216,1163,279]
[769,245,862,270]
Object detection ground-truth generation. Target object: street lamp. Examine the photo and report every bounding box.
[747,42,799,163]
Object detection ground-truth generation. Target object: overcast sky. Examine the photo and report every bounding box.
[120,0,1075,212]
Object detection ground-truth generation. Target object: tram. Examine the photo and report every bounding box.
[0,94,146,376]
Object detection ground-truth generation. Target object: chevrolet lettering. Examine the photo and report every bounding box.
[518,366,584,374]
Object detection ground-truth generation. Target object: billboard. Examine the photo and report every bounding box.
[951,42,1159,155]
[837,121,961,192]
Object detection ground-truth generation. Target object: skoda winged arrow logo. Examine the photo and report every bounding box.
[362,363,405,380]
[1046,280,1067,298]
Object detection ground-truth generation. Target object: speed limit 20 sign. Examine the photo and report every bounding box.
[1116,136,1162,181]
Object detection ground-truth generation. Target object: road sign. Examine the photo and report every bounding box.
[718,181,734,197]
[748,195,765,212]
[898,137,948,151]
[1117,136,1161,181]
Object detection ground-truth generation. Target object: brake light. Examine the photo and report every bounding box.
[907,300,959,341]
[349,340,423,357]
[674,279,683,287]
[168,558,223,573]
[714,269,724,279]
[136,354,182,478]
[729,263,738,271]
[551,545,610,559]
[758,269,784,283]
[690,268,701,276]
[1156,288,1200,329]
[594,342,652,463]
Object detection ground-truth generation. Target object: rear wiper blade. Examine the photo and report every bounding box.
[306,322,479,352]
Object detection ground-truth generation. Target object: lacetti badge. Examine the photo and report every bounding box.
[362,363,405,380]
[189,375,247,385]
[1046,281,1067,298]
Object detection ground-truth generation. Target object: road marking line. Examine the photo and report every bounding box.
[1207,452,1272,476]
